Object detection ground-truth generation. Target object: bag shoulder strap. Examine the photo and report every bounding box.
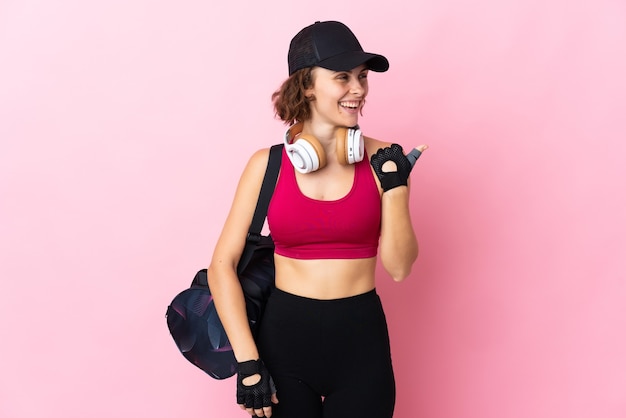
[248,144,283,238]
[236,144,283,275]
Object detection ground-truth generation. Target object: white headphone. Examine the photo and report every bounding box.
[283,122,364,174]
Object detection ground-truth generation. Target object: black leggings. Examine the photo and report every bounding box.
[257,288,395,418]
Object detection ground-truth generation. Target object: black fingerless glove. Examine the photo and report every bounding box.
[370,143,416,192]
[236,359,273,410]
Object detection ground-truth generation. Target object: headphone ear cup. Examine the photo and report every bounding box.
[336,128,348,165]
[287,134,326,173]
[300,134,327,169]
[336,128,364,165]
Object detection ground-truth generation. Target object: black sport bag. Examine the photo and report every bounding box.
[166,144,282,379]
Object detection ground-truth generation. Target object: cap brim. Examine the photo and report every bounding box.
[317,51,389,73]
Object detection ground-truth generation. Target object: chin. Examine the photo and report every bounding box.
[341,117,359,128]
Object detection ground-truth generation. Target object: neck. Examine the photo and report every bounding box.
[302,121,340,144]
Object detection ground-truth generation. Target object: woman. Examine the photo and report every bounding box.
[208,20,427,418]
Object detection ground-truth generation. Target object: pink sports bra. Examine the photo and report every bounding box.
[267,149,381,260]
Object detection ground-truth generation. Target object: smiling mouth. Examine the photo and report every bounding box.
[339,101,360,110]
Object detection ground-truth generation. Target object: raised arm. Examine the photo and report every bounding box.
[368,140,428,281]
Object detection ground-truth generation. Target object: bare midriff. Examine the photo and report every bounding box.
[274,253,377,300]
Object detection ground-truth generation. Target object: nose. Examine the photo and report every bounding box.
[349,77,365,96]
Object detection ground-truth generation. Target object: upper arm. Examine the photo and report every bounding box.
[364,136,396,193]
[210,148,271,270]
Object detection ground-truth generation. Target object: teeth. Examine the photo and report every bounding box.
[340,101,360,109]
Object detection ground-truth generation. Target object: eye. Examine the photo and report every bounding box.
[336,73,349,81]
[359,72,369,80]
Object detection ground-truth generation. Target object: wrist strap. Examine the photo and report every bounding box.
[381,172,407,191]
[238,359,261,376]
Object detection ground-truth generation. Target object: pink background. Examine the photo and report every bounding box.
[1,1,625,417]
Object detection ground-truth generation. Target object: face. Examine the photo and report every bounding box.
[304,64,369,128]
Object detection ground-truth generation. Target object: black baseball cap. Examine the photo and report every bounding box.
[288,21,389,75]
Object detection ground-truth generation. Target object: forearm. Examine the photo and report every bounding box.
[207,262,259,361]
[378,186,418,281]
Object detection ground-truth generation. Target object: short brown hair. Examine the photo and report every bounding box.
[272,67,314,125]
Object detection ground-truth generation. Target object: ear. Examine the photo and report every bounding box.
[304,67,316,98]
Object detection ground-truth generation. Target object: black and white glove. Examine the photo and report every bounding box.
[370,144,422,192]
[236,359,274,410]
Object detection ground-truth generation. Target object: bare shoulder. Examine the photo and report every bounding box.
[216,147,272,246]
[363,135,393,157]
[237,147,272,185]
[246,147,272,173]
[232,147,273,205]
